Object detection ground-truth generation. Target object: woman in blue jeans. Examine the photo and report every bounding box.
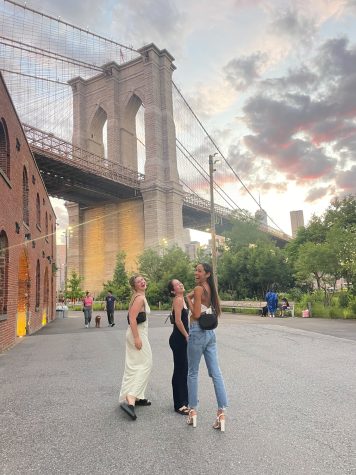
[186,263,228,432]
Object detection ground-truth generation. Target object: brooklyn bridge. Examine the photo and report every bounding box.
[0,0,291,292]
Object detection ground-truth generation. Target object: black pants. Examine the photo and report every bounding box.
[169,331,188,411]
[106,309,114,325]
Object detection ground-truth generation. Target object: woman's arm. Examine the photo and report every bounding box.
[186,290,194,313]
[128,295,144,350]
[173,297,189,341]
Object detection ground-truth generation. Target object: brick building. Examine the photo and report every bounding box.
[0,72,56,352]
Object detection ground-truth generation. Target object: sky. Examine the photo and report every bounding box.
[25,0,356,241]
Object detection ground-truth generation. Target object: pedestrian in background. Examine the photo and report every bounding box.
[105,290,117,327]
[167,279,189,415]
[186,263,228,432]
[119,275,152,421]
[83,291,93,328]
[266,289,278,318]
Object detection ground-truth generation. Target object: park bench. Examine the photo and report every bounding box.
[220,300,295,317]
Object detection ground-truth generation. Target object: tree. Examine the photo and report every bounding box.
[294,241,338,291]
[324,195,356,231]
[218,240,294,299]
[65,270,84,301]
[224,215,269,252]
[99,251,131,303]
[137,248,163,283]
[137,245,195,305]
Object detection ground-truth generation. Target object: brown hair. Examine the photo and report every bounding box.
[198,262,221,316]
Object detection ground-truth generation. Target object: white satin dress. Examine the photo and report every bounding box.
[119,298,152,402]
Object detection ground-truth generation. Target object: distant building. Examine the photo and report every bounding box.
[290,210,305,237]
[185,241,200,260]
[255,208,267,226]
[0,72,56,352]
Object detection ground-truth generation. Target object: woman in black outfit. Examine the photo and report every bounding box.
[168,279,189,415]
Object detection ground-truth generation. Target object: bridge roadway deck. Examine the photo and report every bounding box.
[25,125,291,242]
[1,312,355,474]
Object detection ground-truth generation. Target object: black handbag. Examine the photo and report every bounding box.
[198,308,218,330]
[165,311,175,324]
[127,311,146,325]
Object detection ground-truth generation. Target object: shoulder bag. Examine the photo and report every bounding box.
[199,307,218,330]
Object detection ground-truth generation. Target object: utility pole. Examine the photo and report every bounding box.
[209,153,219,289]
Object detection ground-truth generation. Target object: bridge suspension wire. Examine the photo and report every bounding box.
[0,0,141,141]
[176,141,247,217]
[176,138,247,216]
[3,0,140,56]
[173,82,285,233]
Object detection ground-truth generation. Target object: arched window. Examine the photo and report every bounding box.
[45,212,48,240]
[23,167,29,225]
[35,260,40,309]
[36,194,41,228]
[0,231,9,317]
[0,118,10,178]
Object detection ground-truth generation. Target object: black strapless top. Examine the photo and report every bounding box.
[172,307,189,333]
[127,311,146,325]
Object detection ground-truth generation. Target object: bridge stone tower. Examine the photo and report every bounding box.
[67,44,185,291]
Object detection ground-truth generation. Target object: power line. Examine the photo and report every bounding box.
[172,81,285,233]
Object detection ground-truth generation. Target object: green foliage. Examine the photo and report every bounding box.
[137,245,195,306]
[338,292,350,308]
[218,239,294,299]
[65,270,84,300]
[224,215,269,252]
[98,251,131,303]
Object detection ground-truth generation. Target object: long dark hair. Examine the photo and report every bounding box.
[199,262,221,316]
[167,280,175,296]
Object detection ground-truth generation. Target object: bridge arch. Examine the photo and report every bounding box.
[88,106,108,158]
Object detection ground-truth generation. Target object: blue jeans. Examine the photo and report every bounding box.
[83,306,92,325]
[187,323,228,409]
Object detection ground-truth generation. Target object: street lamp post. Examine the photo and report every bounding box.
[209,153,219,289]
[64,226,72,297]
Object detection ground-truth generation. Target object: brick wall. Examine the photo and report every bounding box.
[0,73,56,352]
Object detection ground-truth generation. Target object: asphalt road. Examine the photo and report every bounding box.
[1,312,355,475]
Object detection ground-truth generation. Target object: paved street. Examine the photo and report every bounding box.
[1,312,356,475]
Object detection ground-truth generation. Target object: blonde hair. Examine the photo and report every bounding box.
[128,274,144,309]
[129,274,141,290]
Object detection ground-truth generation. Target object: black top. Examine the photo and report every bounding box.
[172,307,189,334]
[127,311,146,325]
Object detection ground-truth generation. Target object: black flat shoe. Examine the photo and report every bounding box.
[175,406,190,415]
[136,398,152,406]
[120,402,137,420]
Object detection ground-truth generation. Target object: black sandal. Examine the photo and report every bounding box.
[120,402,137,420]
[136,398,152,406]
[175,406,190,415]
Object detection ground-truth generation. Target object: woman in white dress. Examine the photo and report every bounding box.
[119,275,153,420]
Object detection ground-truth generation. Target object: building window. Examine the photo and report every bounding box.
[45,212,48,241]
[36,194,41,228]
[23,167,29,226]
[35,260,40,309]
[0,119,10,178]
[0,231,9,318]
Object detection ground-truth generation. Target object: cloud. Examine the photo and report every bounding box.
[224,52,268,91]
[335,165,356,192]
[268,6,316,47]
[238,35,356,193]
[111,0,187,53]
[305,187,330,203]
